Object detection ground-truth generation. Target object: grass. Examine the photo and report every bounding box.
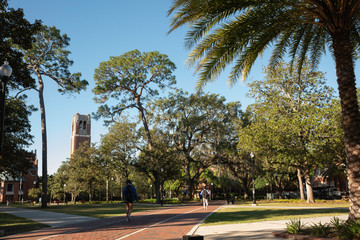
[203,206,349,225]
[0,212,49,237]
[235,199,349,208]
[21,202,161,218]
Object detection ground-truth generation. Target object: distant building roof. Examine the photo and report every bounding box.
[0,173,25,182]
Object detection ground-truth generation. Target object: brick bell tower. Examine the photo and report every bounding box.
[70,113,91,155]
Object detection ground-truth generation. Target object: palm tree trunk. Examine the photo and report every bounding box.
[332,31,360,221]
[37,73,47,208]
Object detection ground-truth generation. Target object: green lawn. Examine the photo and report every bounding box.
[22,203,161,218]
[235,199,349,208]
[0,212,49,237]
[203,206,349,225]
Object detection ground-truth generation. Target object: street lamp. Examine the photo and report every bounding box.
[250,152,257,206]
[150,184,153,199]
[0,60,12,159]
[63,184,66,204]
[211,182,214,200]
[111,177,114,203]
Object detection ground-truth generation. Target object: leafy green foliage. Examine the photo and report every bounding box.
[99,116,138,180]
[149,89,242,198]
[0,0,40,89]
[67,143,100,202]
[93,50,176,125]
[238,60,342,201]
[1,96,36,175]
[336,220,360,240]
[168,0,360,88]
[27,187,41,201]
[310,221,331,237]
[21,25,88,93]
[286,219,304,234]
[169,0,360,220]
[93,50,177,203]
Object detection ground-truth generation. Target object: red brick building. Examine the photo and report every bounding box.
[0,151,38,203]
[70,113,91,155]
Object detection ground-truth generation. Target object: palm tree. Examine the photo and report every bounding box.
[169,1,360,221]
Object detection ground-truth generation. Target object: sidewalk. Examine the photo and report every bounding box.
[192,214,348,240]
[0,206,98,227]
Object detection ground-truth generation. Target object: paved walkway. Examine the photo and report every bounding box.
[0,204,348,240]
[1,203,223,240]
[194,215,348,240]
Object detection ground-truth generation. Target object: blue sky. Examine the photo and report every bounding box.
[8,0,351,175]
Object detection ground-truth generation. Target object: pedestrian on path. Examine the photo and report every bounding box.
[201,187,209,209]
[123,180,138,221]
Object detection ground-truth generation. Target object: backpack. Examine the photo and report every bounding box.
[125,185,133,202]
[202,189,209,199]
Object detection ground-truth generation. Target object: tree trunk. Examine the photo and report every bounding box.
[185,155,192,199]
[332,31,360,221]
[297,168,305,201]
[244,192,248,200]
[89,183,92,202]
[304,169,314,203]
[136,100,153,150]
[155,178,161,204]
[37,73,48,208]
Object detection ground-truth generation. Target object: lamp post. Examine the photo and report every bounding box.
[250,152,257,206]
[111,177,114,203]
[63,184,66,204]
[0,61,12,159]
[19,174,23,203]
[150,184,153,199]
[266,183,269,199]
[211,182,214,200]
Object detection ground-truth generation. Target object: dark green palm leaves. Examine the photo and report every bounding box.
[169,0,360,89]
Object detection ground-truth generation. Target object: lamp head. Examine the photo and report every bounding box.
[0,61,12,77]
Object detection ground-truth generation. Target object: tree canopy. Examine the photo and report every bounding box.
[169,0,360,221]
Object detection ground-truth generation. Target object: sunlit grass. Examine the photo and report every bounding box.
[235,199,349,208]
[0,212,49,236]
[22,203,161,218]
[203,206,348,226]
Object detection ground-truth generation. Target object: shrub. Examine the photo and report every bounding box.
[286,219,304,234]
[330,216,345,230]
[339,220,360,240]
[311,222,331,237]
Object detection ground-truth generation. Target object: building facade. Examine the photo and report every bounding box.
[0,151,38,203]
[70,113,91,155]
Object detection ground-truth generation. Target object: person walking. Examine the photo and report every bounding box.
[201,187,210,209]
[123,180,138,221]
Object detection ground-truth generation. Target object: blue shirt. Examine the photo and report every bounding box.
[123,185,138,202]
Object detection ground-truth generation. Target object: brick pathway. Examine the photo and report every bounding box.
[3,202,224,240]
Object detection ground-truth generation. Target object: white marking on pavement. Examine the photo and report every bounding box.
[115,206,203,240]
[187,205,224,235]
